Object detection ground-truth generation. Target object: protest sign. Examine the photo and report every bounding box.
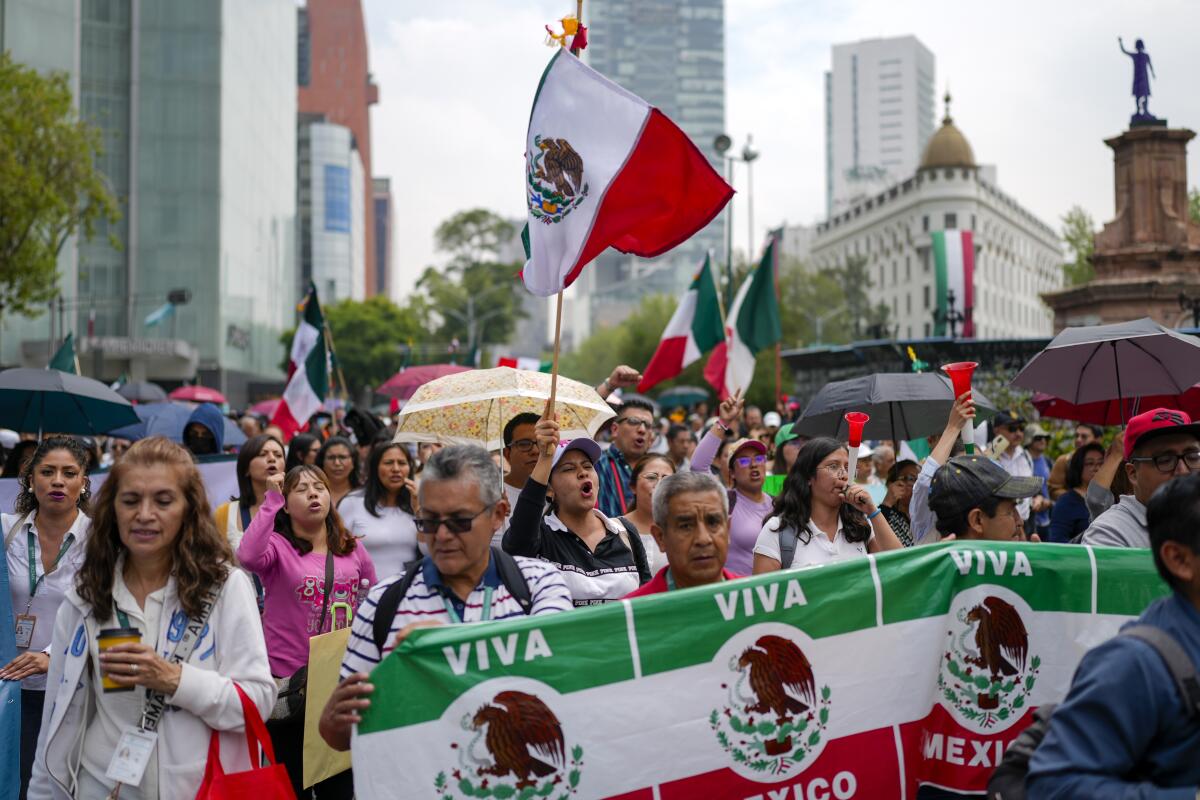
[352,541,1168,799]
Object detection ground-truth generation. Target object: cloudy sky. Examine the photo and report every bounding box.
[363,0,1200,300]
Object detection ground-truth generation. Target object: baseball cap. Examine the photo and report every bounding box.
[551,437,602,470]
[993,411,1026,429]
[928,455,1044,521]
[775,422,799,447]
[1026,423,1050,440]
[1123,407,1200,460]
[728,438,767,468]
[763,411,782,429]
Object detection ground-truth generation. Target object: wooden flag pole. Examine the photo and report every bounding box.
[548,289,564,413]
[772,237,783,412]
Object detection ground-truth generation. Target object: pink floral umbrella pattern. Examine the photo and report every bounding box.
[392,367,615,451]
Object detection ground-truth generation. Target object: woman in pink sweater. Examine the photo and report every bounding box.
[237,463,376,799]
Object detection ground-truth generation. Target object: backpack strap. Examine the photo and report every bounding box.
[1120,625,1200,719]
[3,511,32,551]
[616,518,651,584]
[490,547,532,613]
[778,523,800,570]
[372,558,424,653]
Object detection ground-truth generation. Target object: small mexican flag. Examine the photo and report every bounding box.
[932,230,975,338]
[521,50,733,296]
[704,238,782,399]
[496,356,551,372]
[271,284,328,439]
[48,332,79,374]
[638,254,723,391]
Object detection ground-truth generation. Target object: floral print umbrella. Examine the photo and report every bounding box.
[392,367,615,451]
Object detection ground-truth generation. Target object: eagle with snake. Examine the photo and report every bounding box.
[964,597,1029,681]
[736,635,817,725]
[470,691,566,789]
[534,138,585,198]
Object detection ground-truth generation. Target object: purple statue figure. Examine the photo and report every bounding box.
[1119,37,1156,121]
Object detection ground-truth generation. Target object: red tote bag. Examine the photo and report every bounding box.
[195,684,297,800]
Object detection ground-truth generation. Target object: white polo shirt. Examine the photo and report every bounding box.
[753,515,872,570]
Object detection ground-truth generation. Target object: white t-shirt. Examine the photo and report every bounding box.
[3,509,90,690]
[337,492,418,580]
[753,515,872,570]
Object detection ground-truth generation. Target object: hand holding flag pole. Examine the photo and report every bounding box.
[941,362,978,455]
[844,412,870,484]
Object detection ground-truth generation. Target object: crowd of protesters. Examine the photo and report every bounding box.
[1,361,1198,799]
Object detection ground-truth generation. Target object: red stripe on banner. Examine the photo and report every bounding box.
[961,230,975,338]
[638,335,689,392]
[900,703,1035,796]
[562,108,734,289]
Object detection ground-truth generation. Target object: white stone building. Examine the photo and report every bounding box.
[810,96,1063,340]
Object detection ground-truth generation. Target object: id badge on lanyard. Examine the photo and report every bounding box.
[15,529,75,650]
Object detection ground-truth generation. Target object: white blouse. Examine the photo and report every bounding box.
[753,515,873,570]
[337,492,419,580]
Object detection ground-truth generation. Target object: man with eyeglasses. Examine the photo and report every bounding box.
[1082,408,1200,549]
[992,411,1046,529]
[318,446,572,752]
[494,413,542,544]
[596,399,657,517]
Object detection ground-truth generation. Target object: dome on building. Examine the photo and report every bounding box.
[920,92,976,170]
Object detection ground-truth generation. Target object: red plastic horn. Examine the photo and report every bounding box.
[942,361,978,399]
[844,411,870,447]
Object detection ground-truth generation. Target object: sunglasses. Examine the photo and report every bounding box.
[735,454,767,468]
[413,504,496,534]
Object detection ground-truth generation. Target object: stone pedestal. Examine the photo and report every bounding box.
[1043,126,1200,330]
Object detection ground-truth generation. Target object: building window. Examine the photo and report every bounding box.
[944,212,957,229]
[923,285,931,310]
[324,165,351,233]
[297,9,311,87]
[924,322,931,337]
[922,215,929,232]
[906,293,912,314]
[879,265,885,287]
[971,214,976,230]
[906,256,911,280]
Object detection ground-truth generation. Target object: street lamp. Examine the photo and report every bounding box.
[713,133,761,306]
[1179,292,1200,328]
[931,288,971,339]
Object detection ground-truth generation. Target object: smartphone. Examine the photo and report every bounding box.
[990,435,1010,457]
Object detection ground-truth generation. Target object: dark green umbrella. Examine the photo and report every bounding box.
[0,368,140,436]
[656,384,710,408]
[795,372,998,443]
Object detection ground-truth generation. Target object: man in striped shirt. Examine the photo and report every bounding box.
[318,445,572,751]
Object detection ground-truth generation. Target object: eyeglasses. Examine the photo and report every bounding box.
[819,463,849,478]
[617,417,654,430]
[507,438,537,452]
[891,475,917,484]
[1129,449,1200,474]
[413,504,496,534]
[640,473,665,483]
[735,454,767,468]
[1081,459,1105,469]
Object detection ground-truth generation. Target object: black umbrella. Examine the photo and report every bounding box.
[0,368,140,436]
[795,372,998,443]
[1011,318,1200,418]
[116,381,168,404]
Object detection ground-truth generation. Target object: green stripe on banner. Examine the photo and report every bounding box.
[932,230,949,336]
[1094,546,1172,614]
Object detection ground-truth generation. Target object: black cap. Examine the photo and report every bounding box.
[992,411,1025,428]
[928,455,1043,521]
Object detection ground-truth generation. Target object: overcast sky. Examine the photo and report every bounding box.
[364,0,1200,301]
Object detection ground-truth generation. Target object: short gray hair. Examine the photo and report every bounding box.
[419,445,502,506]
[651,471,728,530]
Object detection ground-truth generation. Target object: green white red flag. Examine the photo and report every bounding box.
[496,356,551,372]
[932,230,975,337]
[704,238,782,399]
[271,284,328,439]
[638,254,724,392]
[351,542,1165,799]
[521,50,733,296]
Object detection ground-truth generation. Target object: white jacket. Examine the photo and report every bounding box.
[28,568,275,800]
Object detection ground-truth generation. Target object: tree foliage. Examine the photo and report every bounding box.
[1060,206,1095,286]
[1190,187,1200,224]
[0,52,118,317]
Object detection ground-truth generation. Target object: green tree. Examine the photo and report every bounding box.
[435,208,519,267]
[0,52,117,317]
[1060,206,1095,286]
[820,255,876,338]
[1190,187,1200,224]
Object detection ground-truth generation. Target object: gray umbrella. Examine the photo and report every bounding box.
[795,372,998,443]
[0,368,139,436]
[1011,318,1200,414]
[116,381,168,404]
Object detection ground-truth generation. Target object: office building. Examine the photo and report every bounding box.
[298,0,380,298]
[372,177,393,297]
[298,117,366,303]
[574,0,726,341]
[810,96,1063,340]
[2,0,297,403]
[825,36,936,217]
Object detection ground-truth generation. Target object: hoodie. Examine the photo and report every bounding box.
[184,402,225,454]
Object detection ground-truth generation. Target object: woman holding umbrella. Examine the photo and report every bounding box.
[1,437,92,798]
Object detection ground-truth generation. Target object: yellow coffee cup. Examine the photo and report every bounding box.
[97,627,141,692]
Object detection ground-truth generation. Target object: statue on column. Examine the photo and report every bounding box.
[1118,37,1156,122]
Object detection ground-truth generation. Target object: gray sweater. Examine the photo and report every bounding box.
[1080,494,1149,548]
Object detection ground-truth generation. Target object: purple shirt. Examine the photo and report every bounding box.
[690,430,775,574]
[237,490,377,676]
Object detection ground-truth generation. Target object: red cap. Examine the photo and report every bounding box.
[1123,407,1200,460]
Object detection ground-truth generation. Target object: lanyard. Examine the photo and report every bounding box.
[442,585,493,624]
[116,609,132,628]
[665,570,676,591]
[26,529,75,606]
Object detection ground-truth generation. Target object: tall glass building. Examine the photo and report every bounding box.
[0,0,296,403]
[577,0,726,340]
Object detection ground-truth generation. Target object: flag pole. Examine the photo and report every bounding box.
[322,323,350,404]
[771,234,783,412]
[548,289,564,412]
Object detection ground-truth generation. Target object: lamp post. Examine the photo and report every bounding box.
[1179,292,1200,328]
[931,288,969,339]
[713,133,760,306]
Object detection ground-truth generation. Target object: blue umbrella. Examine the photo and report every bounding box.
[0,368,139,436]
[109,402,247,448]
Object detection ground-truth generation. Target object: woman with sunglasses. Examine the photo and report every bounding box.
[505,416,650,605]
[753,437,904,573]
[620,454,676,575]
[688,392,773,575]
[879,460,919,546]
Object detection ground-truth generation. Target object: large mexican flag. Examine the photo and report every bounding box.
[352,542,1166,798]
[521,50,733,296]
[932,230,975,338]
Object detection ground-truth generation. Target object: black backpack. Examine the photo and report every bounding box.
[987,624,1200,800]
[371,546,533,652]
